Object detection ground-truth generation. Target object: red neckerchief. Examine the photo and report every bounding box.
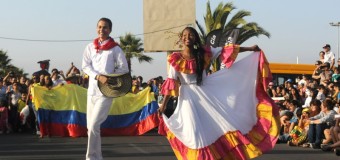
[93,37,118,53]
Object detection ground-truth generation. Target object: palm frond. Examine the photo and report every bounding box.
[205,1,214,33]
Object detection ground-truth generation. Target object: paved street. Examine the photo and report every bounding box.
[0,130,338,160]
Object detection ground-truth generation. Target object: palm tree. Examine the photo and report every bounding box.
[196,1,270,70]
[0,50,12,76]
[119,33,153,72]
[0,50,26,77]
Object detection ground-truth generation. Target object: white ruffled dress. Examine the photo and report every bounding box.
[159,45,279,160]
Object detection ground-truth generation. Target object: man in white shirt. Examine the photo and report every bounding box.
[323,44,335,69]
[82,17,129,160]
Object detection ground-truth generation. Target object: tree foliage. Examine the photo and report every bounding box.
[196,1,270,71]
[0,50,26,77]
[119,33,152,72]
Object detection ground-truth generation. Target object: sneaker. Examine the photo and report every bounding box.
[321,144,332,152]
[302,143,311,148]
[311,143,321,149]
[36,131,41,136]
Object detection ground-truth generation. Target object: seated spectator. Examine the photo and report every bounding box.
[287,101,302,133]
[322,112,340,155]
[289,87,301,102]
[332,67,340,82]
[306,99,336,149]
[328,82,335,97]
[312,62,332,86]
[302,88,312,108]
[282,88,289,100]
[285,79,293,90]
[278,111,294,143]
[298,83,306,100]
[310,100,322,117]
[298,74,308,86]
[274,86,283,97]
[335,83,340,104]
[287,100,301,120]
[288,108,311,146]
[316,85,326,102]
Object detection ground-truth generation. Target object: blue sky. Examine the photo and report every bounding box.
[1,0,340,81]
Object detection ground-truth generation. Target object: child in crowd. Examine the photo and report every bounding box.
[17,93,29,127]
[288,108,310,146]
[278,111,294,143]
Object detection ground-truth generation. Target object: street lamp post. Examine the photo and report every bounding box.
[330,22,340,60]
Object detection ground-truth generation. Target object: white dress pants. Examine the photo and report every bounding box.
[86,95,113,160]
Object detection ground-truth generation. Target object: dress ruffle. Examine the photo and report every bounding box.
[168,47,212,74]
[158,51,279,160]
[161,78,179,97]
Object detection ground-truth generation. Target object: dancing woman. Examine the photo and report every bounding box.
[158,27,279,160]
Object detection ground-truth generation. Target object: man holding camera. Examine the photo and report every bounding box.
[51,68,66,87]
[312,62,332,86]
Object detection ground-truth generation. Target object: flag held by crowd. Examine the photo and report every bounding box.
[32,85,159,137]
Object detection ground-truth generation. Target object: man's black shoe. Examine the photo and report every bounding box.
[311,143,321,149]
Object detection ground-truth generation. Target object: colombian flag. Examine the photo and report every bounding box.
[32,85,159,137]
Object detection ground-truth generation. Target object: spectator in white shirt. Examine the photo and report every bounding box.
[302,88,312,108]
[323,44,335,69]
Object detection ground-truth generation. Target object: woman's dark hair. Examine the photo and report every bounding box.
[98,17,112,30]
[310,99,321,111]
[181,27,205,86]
[289,99,301,108]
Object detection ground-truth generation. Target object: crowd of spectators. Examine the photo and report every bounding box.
[0,62,87,136]
[0,59,169,137]
[268,44,340,156]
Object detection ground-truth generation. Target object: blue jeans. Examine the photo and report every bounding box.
[308,123,327,146]
[278,133,291,143]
